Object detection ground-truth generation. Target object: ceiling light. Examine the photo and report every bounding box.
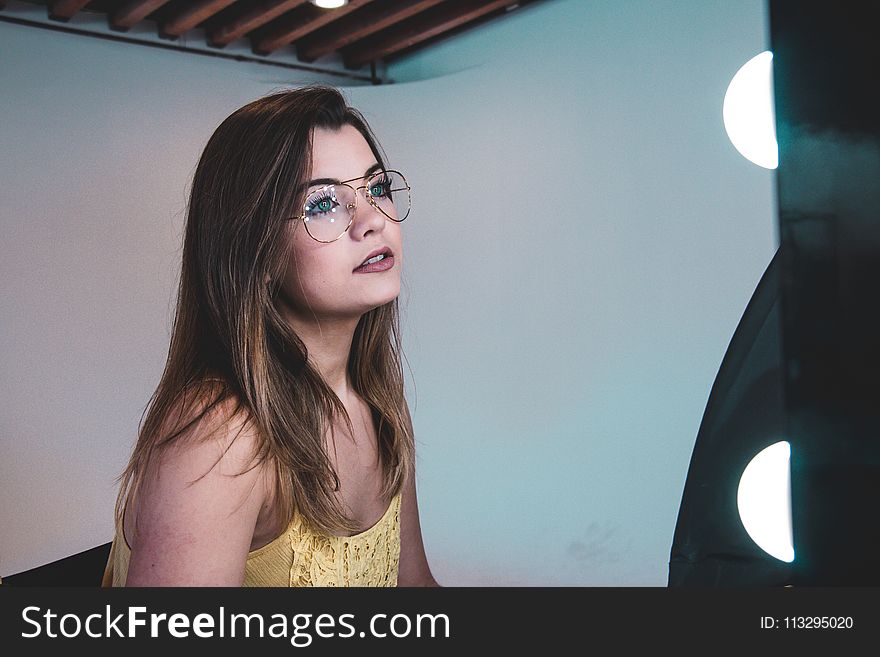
[312,0,348,8]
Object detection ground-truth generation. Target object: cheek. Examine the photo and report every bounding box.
[391,226,405,259]
[384,221,403,247]
[281,231,316,293]
[284,236,344,298]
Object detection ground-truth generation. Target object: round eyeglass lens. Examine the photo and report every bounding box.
[367,170,410,223]
[302,184,356,242]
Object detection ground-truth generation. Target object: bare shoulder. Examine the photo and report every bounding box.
[124,385,271,586]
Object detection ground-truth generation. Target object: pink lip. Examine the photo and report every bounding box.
[354,246,393,271]
[353,254,394,273]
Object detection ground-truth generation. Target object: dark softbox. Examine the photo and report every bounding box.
[668,247,792,586]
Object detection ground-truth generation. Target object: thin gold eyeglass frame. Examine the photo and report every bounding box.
[296,169,411,243]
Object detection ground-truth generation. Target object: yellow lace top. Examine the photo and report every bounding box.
[101,491,402,587]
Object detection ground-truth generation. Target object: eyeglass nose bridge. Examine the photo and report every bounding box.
[349,183,382,214]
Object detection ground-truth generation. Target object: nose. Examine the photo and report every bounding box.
[350,186,386,237]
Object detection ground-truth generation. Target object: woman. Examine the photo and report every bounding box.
[101,84,439,587]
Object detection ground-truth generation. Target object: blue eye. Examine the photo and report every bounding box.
[369,176,393,199]
[305,191,338,217]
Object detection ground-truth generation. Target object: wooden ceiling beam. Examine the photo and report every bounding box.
[296,0,444,63]
[48,0,91,21]
[207,0,308,48]
[109,0,171,31]
[252,0,374,55]
[160,0,237,38]
[343,0,519,69]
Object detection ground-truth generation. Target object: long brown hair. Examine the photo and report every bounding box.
[112,84,415,538]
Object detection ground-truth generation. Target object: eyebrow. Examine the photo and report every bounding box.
[305,162,383,189]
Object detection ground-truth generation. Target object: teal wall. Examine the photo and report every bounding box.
[346,0,775,584]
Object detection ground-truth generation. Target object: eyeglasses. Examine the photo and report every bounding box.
[295,169,411,243]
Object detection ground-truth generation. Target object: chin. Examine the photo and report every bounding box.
[361,288,400,312]
[370,292,400,309]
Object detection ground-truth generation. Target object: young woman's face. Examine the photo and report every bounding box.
[277,124,403,322]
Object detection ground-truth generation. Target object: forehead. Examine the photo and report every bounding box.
[310,124,376,179]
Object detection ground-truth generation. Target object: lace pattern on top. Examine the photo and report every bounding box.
[300,492,400,587]
[102,491,402,587]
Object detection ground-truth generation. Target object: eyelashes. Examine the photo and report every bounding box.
[306,177,393,216]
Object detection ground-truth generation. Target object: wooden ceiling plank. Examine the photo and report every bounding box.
[208,0,308,48]
[48,0,92,20]
[253,0,375,55]
[161,0,238,38]
[297,0,444,63]
[344,0,517,69]
[109,0,172,31]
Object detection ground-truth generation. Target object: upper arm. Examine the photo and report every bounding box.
[124,394,269,586]
[397,400,440,587]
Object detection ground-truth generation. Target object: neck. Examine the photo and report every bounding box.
[280,309,360,401]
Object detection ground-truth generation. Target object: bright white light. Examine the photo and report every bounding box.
[737,440,794,562]
[312,0,347,8]
[723,51,778,169]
